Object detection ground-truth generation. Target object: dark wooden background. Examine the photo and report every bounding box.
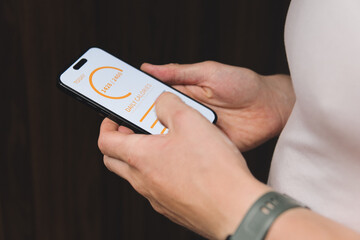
[1,0,290,239]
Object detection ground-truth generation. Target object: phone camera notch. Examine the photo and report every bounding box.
[73,58,87,70]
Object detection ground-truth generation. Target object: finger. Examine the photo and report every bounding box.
[172,85,202,99]
[155,92,200,132]
[173,84,215,103]
[104,155,153,201]
[98,120,145,165]
[100,117,134,136]
[103,155,132,180]
[140,62,207,85]
[100,117,120,132]
[118,125,134,134]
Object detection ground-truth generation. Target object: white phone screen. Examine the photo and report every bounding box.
[59,48,216,134]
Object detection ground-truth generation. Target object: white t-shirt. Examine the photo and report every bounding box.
[268,0,360,232]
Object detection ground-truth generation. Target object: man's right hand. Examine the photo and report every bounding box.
[141,61,295,151]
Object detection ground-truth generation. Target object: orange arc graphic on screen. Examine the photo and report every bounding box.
[151,119,159,129]
[140,101,156,122]
[89,66,131,99]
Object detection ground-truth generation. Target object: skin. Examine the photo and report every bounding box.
[98,62,360,239]
[139,61,295,151]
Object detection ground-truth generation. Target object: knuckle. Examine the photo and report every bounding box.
[167,63,179,72]
[202,61,221,74]
[172,108,189,123]
[131,178,151,199]
[172,107,196,125]
[130,180,143,194]
[153,204,165,215]
[124,138,145,168]
[149,199,165,215]
[167,63,181,77]
[125,153,138,168]
[202,60,218,67]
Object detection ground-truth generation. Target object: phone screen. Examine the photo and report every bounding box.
[59,48,216,134]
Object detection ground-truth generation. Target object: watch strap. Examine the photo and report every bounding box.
[227,191,305,240]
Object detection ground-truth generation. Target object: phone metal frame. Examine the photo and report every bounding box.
[57,47,218,134]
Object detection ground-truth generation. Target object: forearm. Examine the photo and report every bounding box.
[223,180,359,240]
[266,207,360,240]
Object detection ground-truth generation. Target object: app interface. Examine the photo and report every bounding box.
[60,48,216,134]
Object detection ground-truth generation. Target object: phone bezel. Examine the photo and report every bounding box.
[57,47,218,134]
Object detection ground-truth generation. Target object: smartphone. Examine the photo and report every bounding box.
[58,47,217,134]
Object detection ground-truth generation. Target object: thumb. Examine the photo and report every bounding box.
[141,62,207,86]
[155,92,200,133]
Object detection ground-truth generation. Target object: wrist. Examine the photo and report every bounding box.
[227,191,306,240]
[215,179,272,240]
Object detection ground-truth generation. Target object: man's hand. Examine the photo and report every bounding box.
[98,92,269,239]
[141,61,295,151]
[98,93,360,240]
